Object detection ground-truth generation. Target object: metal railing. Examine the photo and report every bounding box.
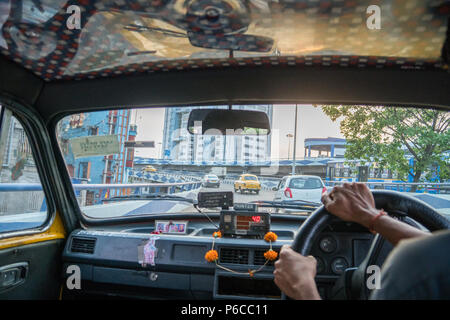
[0,181,203,193]
[324,181,450,194]
[0,181,203,212]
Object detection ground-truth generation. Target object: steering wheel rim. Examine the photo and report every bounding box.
[288,190,450,299]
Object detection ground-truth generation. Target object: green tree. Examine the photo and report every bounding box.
[319,106,450,184]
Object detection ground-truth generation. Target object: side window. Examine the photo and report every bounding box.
[0,108,48,234]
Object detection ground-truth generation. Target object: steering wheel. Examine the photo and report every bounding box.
[288,190,450,300]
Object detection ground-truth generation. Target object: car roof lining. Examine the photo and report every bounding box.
[1,1,449,82]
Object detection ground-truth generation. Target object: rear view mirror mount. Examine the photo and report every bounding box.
[187,109,271,135]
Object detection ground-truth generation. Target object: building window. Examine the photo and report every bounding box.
[78,162,90,179]
[88,126,99,136]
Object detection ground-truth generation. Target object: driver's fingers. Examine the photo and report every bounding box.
[321,192,333,207]
[322,190,339,208]
[343,183,353,190]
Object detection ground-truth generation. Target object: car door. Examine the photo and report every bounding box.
[274,177,287,200]
[0,106,66,299]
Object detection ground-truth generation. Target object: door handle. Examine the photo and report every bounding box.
[0,262,28,291]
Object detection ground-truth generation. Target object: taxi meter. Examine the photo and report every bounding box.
[220,203,270,238]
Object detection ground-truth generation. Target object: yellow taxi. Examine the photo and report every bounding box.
[143,165,157,172]
[234,174,261,194]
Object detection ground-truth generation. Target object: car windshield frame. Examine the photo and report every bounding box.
[51,103,450,223]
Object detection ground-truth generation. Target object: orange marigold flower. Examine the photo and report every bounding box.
[264,249,278,261]
[213,231,222,238]
[205,250,219,262]
[264,231,278,242]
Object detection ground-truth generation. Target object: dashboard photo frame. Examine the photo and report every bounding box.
[155,220,189,234]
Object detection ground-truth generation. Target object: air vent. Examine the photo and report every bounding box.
[220,248,249,265]
[71,237,96,254]
[254,249,278,266]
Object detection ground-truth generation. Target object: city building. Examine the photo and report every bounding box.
[58,110,135,204]
[162,105,273,164]
[304,137,346,158]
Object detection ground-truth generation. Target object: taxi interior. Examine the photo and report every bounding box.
[0,0,449,300]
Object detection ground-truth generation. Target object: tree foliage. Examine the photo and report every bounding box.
[319,106,450,182]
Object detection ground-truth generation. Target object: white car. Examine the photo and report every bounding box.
[273,175,326,204]
[202,174,220,188]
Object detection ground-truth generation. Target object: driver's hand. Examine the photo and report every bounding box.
[273,245,321,300]
[321,183,379,229]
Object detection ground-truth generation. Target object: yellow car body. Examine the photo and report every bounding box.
[234,174,261,193]
[143,165,157,172]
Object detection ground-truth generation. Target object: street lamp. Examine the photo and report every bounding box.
[292,105,298,175]
[286,133,293,160]
[157,142,162,159]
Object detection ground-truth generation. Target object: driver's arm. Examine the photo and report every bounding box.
[273,183,430,300]
[321,183,429,246]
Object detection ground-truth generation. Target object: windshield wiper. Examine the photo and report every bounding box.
[103,194,197,204]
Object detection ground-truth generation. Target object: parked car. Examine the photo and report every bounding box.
[234,174,261,194]
[273,175,326,203]
[202,174,220,188]
[143,165,157,172]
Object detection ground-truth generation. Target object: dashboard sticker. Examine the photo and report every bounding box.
[138,235,159,267]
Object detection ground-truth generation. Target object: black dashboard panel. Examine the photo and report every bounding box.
[62,217,374,300]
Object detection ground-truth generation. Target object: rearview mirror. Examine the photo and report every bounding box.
[188,109,270,135]
[188,33,274,52]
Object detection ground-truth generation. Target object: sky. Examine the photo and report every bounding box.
[132,104,344,159]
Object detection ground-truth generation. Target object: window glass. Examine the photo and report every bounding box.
[0,108,48,234]
[289,178,323,189]
[55,105,449,218]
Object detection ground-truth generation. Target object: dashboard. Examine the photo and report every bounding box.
[62,214,374,300]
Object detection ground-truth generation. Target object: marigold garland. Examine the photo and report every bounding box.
[205,231,278,277]
[264,249,278,261]
[264,231,277,242]
[205,249,219,262]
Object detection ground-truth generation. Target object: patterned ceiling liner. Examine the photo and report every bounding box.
[0,0,449,81]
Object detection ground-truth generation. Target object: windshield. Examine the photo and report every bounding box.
[55,104,450,219]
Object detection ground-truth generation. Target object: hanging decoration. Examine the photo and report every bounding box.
[204,230,278,277]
